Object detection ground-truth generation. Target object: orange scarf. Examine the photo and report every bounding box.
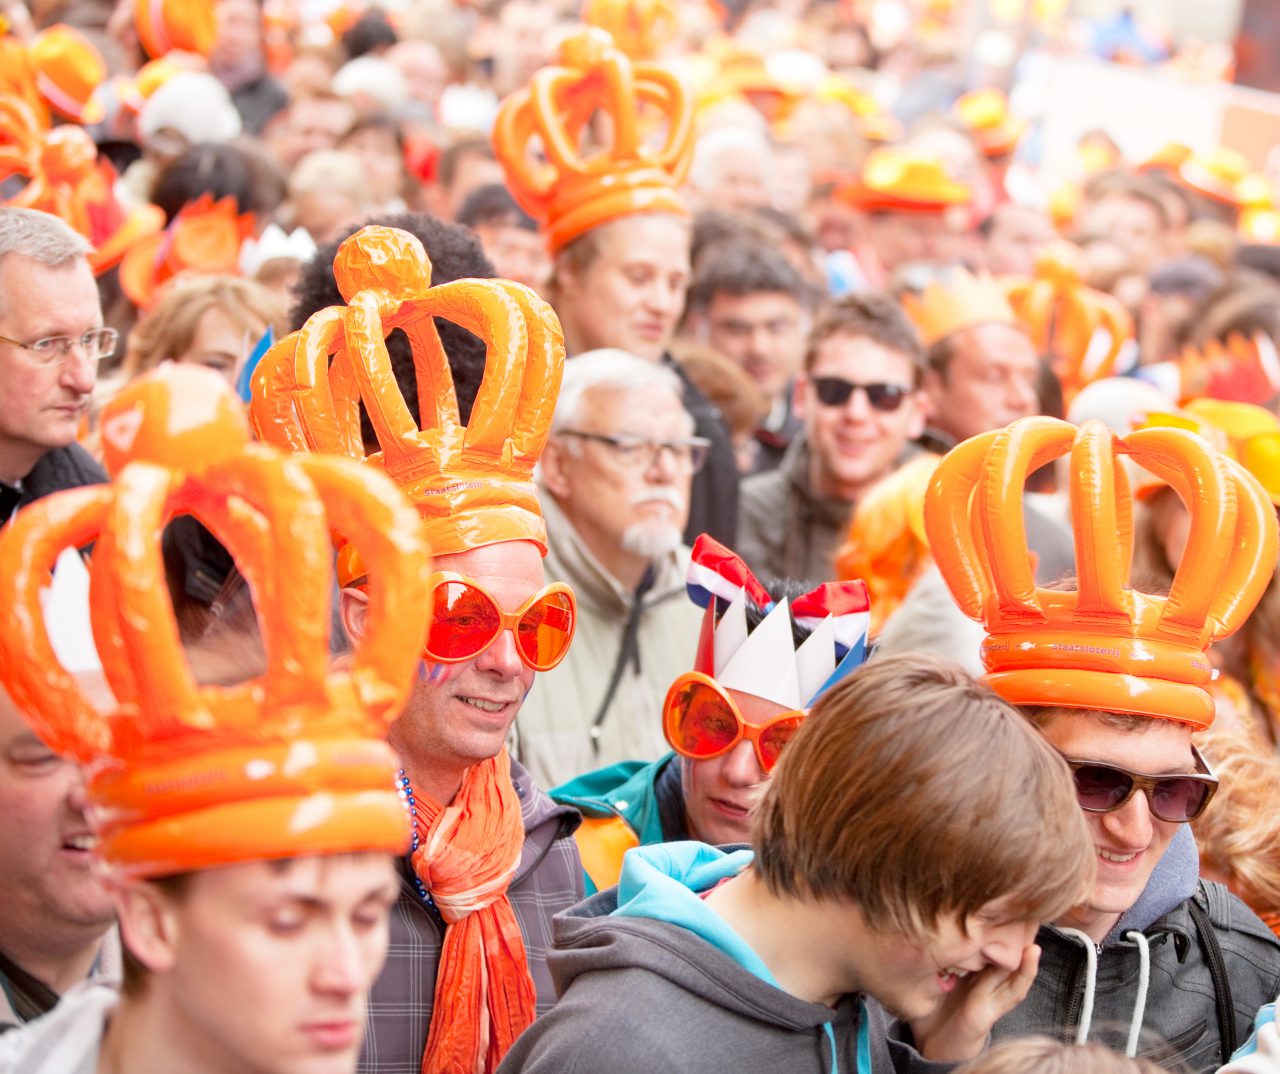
[410,748,536,1074]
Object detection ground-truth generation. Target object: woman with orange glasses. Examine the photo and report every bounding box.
[553,534,871,894]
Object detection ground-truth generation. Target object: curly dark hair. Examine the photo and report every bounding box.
[289,212,495,450]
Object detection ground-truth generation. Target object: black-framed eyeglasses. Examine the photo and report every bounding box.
[559,430,712,473]
[812,376,913,412]
[1062,746,1219,824]
[0,328,118,367]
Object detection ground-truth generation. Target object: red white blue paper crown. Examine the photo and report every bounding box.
[685,535,871,710]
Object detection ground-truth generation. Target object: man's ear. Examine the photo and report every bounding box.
[791,370,812,415]
[920,368,943,422]
[538,437,573,501]
[116,881,182,977]
[339,586,370,645]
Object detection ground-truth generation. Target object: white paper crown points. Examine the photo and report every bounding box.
[717,597,803,710]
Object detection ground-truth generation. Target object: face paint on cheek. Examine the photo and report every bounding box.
[423,662,451,685]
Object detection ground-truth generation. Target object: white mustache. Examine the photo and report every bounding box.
[631,487,686,510]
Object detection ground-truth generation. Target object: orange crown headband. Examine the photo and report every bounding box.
[492,27,694,254]
[1003,241,1133,402]
[0,367,430,878]
[924,416,1278,729]
[900,267,1019,349]
[250,225,564,573]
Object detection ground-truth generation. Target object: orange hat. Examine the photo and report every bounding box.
[810,75,904,143]
[1003,240,1133,402]
[924,416,1279,728]
[0,94,166,276]
[1137,142,1192,174]
[836,146,971,214]
[582,0,679,60]
[0,366,431,878]
[250,225,564,571]
[492,27,693,254]
[901,267,1020,349]
[1176,146,1251,208]
[134,0,217,58]
[953,88,1025,158]
[28,24,106,124]
[119,194,254,308]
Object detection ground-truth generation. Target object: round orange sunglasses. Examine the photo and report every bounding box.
[662,671,807,773]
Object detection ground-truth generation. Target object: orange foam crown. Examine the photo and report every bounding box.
[250,224,564,570]
[492,26,694,253]
[0,367,430,878]
[900,267,1019,349]
[923,416,1279,728]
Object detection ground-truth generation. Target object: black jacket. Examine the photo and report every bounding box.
[665,356,739,548]
[1,444,105,526]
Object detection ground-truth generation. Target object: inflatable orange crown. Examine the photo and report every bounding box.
[582,0,679,60]
[1003,241,1133,401]
[251,224,564,572]
[924,416,1279,728]
[492,26,694,253]
[900,267,1019,349]
[0,367,430,878]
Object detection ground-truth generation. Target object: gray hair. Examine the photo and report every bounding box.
[552,348,689,434]
[0,207,92,267]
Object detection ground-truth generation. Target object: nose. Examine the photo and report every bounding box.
[841,385,874,421]
[473,624,526,678]
[1007,374,1038,416]
[64,763,91,815]
[1098,789,1155,850]
[982,918,1039,972]
[311,925,364,998]
[646,277,682,318]
[61,345,97,394]
[721,739,767,788]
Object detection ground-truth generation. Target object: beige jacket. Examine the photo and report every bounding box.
[513,494,703,789]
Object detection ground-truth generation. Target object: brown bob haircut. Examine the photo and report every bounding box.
[753,653,1094,936]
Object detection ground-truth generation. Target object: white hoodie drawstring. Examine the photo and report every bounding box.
[1123,930,1152,1058]
[1059,928,1099,1045]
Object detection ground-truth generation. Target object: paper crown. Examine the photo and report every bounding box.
[954,88,1025,158]
[901,267,1019,349]
[1003,241,1133,401]
[120,194,255,308]
[1138,332,1280,408]
[28,24,106,125]
[684,535,871,710]
[134,0,217,58]
[836,147,972,214]
[582,0,679,60]
[250,224,564,569]
[0,367,429,878]
[239,223,318,276]
[924,416,1279,728]
[492,27,694,254]
[0,94,166,275]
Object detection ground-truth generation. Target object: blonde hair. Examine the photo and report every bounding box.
[754,653,1096,936]
[123,274,286,379]
[956,1038,1164,1074]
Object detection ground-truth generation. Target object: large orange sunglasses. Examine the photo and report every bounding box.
[662,671,807,773]
[424,572,577,671]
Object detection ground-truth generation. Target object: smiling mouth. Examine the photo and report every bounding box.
[62,834,97,852]
[1098,848,1140,864]
[459,696,511,714]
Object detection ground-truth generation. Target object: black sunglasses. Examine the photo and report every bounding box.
[1063,746,1219,824]
[811,376,912,412]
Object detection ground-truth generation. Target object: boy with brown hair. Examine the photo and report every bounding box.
[499,653,1095,1074]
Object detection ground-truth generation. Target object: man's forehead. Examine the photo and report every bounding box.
[708,290,801,319]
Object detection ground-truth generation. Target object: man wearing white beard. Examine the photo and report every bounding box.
[519,350,709,787]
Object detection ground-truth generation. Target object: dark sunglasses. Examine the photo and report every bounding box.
[811,376,912,412]
[1062,746,1218,824]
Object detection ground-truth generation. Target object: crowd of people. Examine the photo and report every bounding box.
[1,0,1280,1072]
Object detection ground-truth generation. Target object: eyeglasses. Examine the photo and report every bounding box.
[0,328,118,366]
[811,376,912,412]
[1062,746,1219,824]
[663,671,806,773]
[424,572,577,671]
[559,431,711,473]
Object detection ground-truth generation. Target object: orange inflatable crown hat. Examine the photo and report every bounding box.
[924,416,1279,728]
[953,88,1025,158]
[251,224,564,577]
[582,0,679,60]
[0,366,431,878]
[836,146,972,214]
[492,27,694,254]
[900,267,1020,349]
[134,0,217,58]
[1003,240,1134,401]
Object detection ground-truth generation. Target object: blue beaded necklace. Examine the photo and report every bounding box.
[397,768,438,911]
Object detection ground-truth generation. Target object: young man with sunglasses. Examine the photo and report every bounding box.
[518,350,709,788]
[553,534,871,893]
[502,653,1098,1074]
[738,291,926,584]
[924,415,1280,1072]
[251,225,584,1074]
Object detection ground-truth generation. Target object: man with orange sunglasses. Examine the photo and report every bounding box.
[553,535,872,894]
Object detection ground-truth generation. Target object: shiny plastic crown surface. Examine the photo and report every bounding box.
[900,267,1018,349]
[251,224,564,564]
[0,367,429,877]
[924,416,1279,728]
[492,26,694,253]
